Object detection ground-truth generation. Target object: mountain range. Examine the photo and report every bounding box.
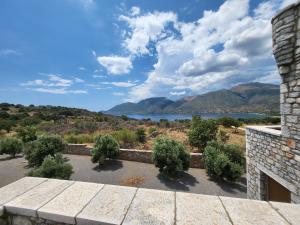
[106,82,280,115]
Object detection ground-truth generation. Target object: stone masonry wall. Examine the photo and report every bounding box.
[246,127,300,203]
[65,144,204,168]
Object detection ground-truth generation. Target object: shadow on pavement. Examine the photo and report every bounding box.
[93,159,123,172]
[208,175,247,194]
[157,171,199,191]
[0,155,23,161]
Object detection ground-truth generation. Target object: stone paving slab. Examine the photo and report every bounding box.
[76,184,137,225]
[220,197,289,225]
[5,179,74,217]
[0,177,47,206]
[176,192,231,225]
[122,188,175,225]
[38,181,103,224]
[270,201,300,225]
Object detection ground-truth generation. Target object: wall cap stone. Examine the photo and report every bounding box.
[246,125,282,136]
[1,177,300,225]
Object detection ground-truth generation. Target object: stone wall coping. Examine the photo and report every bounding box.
[246,125,282,137]
[271,0,300,22]
[1,177,300,225]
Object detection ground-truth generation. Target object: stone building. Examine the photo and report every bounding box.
[246,2,300,203]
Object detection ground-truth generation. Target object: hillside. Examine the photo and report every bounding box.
[107,82,280,114]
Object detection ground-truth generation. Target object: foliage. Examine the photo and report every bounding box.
[203,141,245,182]
[111,129,137,148]
[135,128,146,143]
[121,115,128,121]
[148,127,157,134]
[28,153,73,179]
[188,116,218,151]
[17,126,37,143]
[64,133,95,144]
[0,137,23,157]
[218,130,229,144]
[24,135,65,167]
[0,119,16,132]
[91,135,120,165]
[153,137,190,175]
[218,117,241,128]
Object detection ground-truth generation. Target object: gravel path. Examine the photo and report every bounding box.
[0,154,246,198]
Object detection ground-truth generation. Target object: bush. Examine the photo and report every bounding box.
[188,116,218,151]
[111,129,136,148]
[218,130,229,143]
[24,135,65,167]
[153,137,190,175]
[218,117,241,128]
[28,153,73,179]
[135,128,146,143]
[0,137,23,157]
[203,141,245,182]
[64,133,95,144]
[91,135,120,166]
[17,126,37,143]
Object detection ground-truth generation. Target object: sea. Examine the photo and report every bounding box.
[125,113,266,122]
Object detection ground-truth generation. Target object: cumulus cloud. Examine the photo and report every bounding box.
[97,56,132,75]
[21,74,87,94]
[130,6,140,16]
[100,80,138,87]
[121,0,285,102]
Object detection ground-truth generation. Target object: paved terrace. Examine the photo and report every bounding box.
[0,177,299,225]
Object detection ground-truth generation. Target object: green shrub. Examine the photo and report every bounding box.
[24,135,65,167]
[0,137,23,157]
[153,137,190,175]
[218,130,229,143]
[91,135,120,166]
[28,153,73,179]
[203,141,244,182]
[148,127,157,134]
[111,129,136,148]
[188,117,218,151]
[218,117,241,128]
[135,128,146,143]
[64,133,95,144]
[17,126,37,143]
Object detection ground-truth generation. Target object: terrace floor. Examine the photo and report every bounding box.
[0,154,246,198]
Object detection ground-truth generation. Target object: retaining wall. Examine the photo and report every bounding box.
[65,144,204,168]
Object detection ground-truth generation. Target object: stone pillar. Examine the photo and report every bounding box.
[272,1,300,156]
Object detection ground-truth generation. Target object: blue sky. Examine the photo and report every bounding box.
[0,0,295,111]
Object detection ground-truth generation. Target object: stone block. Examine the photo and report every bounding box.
[0,177,47,206]
[176,192,231,225]
[5,179,73,217]
[270,201,300,225]
[220,197,288,225]
[122,188,175,225]
[76,185,137,225]
[38,181,103,224]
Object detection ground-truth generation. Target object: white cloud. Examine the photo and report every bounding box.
[92,50,96,57]
[123,0,284,102]
[21,74,73,87]
[113,92,125,96]
[101,80,137,87]
[0,49,20,56]
[74,77,85,83]
[119,11,177,55]
[28,88,87,94]
[78,66,86,71]
[97,56,132,75]
[92,74,106,78]
[130,6,140,16]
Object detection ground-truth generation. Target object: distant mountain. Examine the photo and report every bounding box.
[106,82,280,115]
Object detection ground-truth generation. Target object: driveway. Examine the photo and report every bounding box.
[0,154,246,198]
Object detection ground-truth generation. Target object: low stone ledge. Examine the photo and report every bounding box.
[1,178,300,225]
[246,125,282,137]
[65,144,204,168]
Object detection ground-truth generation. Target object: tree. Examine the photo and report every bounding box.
[218,117,241,128]
[188,117,218,151]
[0,137,23,158]
[153,137,190,175]
[203,141,245,182]
[17,126,37,143]
[28,153,73,179]
[135,128,146,143]
[91,135,120,166]
[24,135,65,167]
